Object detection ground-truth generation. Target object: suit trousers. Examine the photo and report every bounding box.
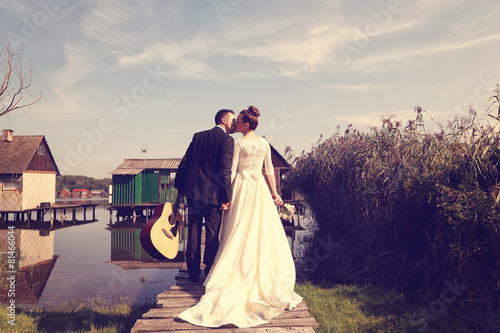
[186,198,222,280]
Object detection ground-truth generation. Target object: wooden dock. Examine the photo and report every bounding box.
[131,269,319,332]
[0,203,98,228]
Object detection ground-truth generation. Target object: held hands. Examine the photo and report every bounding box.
[220,202,231,211]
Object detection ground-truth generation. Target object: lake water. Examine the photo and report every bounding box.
[1,199,180,309]
[1,198,313,309]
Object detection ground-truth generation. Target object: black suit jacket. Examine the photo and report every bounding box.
[175,126,234,206]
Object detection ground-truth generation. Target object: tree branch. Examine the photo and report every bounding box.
[0,41,41,117]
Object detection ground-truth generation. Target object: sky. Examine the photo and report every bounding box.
[1,0,499,179]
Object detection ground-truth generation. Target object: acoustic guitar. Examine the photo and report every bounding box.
[140,195,183,260]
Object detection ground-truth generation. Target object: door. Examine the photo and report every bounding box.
[143,170,159,203]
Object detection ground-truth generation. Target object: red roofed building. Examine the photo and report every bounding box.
[60,189,71,198]
[72,189,90,198]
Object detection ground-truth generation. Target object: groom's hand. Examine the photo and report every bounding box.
[221,202,230,210]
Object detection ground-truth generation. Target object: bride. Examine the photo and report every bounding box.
[178,106,302,328]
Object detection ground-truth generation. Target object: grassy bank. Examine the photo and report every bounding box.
[2,281,489,333]
[296,280,482,333]
[0,299,155,333]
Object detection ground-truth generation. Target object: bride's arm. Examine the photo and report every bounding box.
[263,142,283,205]
[230,140,240,184]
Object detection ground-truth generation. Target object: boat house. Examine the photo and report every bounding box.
[267,141,291,198]
[72,188,90,198]
[59,189,71,198]
[0,132,60,213]
[110,158,182,206]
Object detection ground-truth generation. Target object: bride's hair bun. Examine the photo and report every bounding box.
[240,106,260,130]
[247,106,260,118]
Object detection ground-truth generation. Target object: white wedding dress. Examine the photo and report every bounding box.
[178,137,302,328]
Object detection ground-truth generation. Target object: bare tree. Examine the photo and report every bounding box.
[0,41,41,117]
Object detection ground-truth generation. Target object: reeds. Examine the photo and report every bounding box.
[285,104,500,324]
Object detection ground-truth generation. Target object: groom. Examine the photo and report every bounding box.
[175,109,236,282]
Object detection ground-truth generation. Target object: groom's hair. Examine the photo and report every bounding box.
[215,109,234,125]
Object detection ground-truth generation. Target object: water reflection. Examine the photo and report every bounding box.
[0,199,182,307]
[0,228,57,304]
[109,226,186,266]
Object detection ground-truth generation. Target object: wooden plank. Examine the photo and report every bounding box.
[145,302,309,316]
[156,296,313,312]
[131,269,319,332]
[132,326,315,333]
[175,279,205,286]
[156,300,311,312]
[169,284,205,291]
[131,316,319,332]
[157,298,200,308]
[157,289,205,298]
[142,308,312,320]
[141,308,185,319]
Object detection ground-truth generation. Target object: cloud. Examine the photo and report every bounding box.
[333,109,419,129]
[340,0,500,72]
[45,43,99,112]
[350,31,500,73]
[79,0,138,47]
[0,2,40,17]
[116,20,352,80]
[117,39,216,79]
[149,101,175,108]
[235,25,347,73]
[321,83,399,92]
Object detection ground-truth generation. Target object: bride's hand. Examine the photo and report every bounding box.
[272,193,283,206]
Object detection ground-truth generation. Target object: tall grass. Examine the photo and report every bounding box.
[285,99,500,328]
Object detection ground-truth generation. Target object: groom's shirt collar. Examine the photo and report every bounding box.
[216,125,226,133]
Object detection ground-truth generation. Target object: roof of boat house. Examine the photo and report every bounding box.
[110,158,182,176]
[0,135,60,175]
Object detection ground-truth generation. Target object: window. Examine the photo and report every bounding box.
[3,181,21,191]
[32,281,41,294]
[38,145,46,155]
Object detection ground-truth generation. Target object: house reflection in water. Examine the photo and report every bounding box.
[0,227,58,304]
[108,226,186,270]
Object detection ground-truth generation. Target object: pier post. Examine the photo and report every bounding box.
[50,209,54,229]
[72,208,76,221]
[93,205,96,220]
[61,208,66,226]
[84,206,87,221]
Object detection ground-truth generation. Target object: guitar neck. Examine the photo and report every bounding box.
[171,194,182,216]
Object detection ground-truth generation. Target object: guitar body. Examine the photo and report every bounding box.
[140,202,183,260]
